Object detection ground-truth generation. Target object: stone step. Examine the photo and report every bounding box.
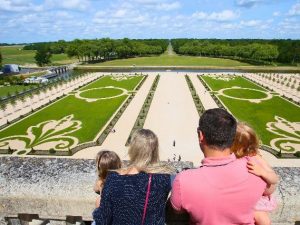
[48,221,66,225]
[28,219,46,225]
[7,219,21,225]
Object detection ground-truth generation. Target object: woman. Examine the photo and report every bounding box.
[93,129,173,225]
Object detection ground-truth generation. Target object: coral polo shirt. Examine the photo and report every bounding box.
[171,154,266,225]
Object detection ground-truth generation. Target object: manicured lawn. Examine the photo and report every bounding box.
[0,75,143,153]
[201,75,300,154]
[0,85,34,98]
[203,76,265,91]
[89,54,250,67]
[80,88,123,99]
[0,46,77,66]
[222,88,268,99]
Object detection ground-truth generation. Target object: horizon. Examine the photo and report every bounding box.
[1,0,300,43]
[2,37,300,46]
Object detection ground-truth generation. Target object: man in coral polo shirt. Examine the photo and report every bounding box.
[171,108,270,225]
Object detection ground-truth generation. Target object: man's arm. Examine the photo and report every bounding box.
[170,174,185,213]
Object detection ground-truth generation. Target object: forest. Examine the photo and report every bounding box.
[20,38,300,65]
[171,39,300,65]
[23,38,169,63]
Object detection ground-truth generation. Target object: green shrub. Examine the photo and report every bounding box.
[294,151,300,158]
[49,148,56,154]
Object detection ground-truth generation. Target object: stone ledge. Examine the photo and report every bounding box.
[0,157,299,224]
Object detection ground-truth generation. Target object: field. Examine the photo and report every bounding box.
[0,75,143,155]
[0,46,77,66]
[201,74,300,155]
[89,54,250,67]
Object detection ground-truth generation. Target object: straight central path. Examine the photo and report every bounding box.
[144,72,204,166]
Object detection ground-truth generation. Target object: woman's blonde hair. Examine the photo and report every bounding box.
[126,129,174,174]
[96,150,122,184]
[231,123,260,158]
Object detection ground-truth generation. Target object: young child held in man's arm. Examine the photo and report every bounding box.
[231,123,279,225]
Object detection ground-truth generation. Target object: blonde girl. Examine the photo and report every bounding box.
[231,123,279,225]
[93,129,174,225]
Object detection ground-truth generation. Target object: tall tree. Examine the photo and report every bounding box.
[34,46,52,66]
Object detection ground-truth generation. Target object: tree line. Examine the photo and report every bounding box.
[171,39,300,64]
[24,38,169,64]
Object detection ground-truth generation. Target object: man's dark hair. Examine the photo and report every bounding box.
[199,108,237,149]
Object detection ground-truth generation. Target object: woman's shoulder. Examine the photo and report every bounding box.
[107,171,170,182]
[151,173,171,179]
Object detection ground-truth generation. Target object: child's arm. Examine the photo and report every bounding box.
[247,155,279,185]
[94,180,103,193]
[95,195,101,208]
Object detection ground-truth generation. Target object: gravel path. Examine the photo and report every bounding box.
[189,74,218,109]
[144,72,203,166]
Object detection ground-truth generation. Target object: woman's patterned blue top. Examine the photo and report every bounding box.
[93,171,171,225]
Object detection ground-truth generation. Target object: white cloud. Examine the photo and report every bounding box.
[220,23,240,30]
[156,2,181,11]
[93,7,151,27]
[273,11,280,16]
[192,12,206,20]
[133,0,164,3]
[240,19,273,30]
[235,0,262,8]
[0,0,42,12]
[114,9,127,17]
[193,10,239,21]
[288,2,300,16]
[278,18,300,34]
[62,0,90,10]
[130,0,180,11]
[240,20,262,27]
[235,0,280,8]
[44,0,90,11]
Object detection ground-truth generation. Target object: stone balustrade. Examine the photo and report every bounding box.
[0,157,299,224]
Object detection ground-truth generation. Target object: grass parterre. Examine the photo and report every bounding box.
[0,75,144,155]
[200,74,300,156]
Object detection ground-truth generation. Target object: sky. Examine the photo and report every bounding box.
[0,0,300,43]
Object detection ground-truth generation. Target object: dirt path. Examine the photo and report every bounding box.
[167,42,176,56]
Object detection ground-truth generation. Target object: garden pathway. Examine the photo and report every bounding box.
[189,74,219,109]
[143,72,203,166]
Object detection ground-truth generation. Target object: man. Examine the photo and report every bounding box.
[171,108,269,225]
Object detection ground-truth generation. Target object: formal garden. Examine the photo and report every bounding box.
[0,74,144,155]
[200,74,300,157]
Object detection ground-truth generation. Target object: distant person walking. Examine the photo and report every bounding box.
[171,108,271,225]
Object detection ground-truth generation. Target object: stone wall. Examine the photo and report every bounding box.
[0,157,299,224]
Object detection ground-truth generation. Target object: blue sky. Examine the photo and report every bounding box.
[0,0,300,43]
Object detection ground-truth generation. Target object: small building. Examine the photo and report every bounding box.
[2,64,21,74]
